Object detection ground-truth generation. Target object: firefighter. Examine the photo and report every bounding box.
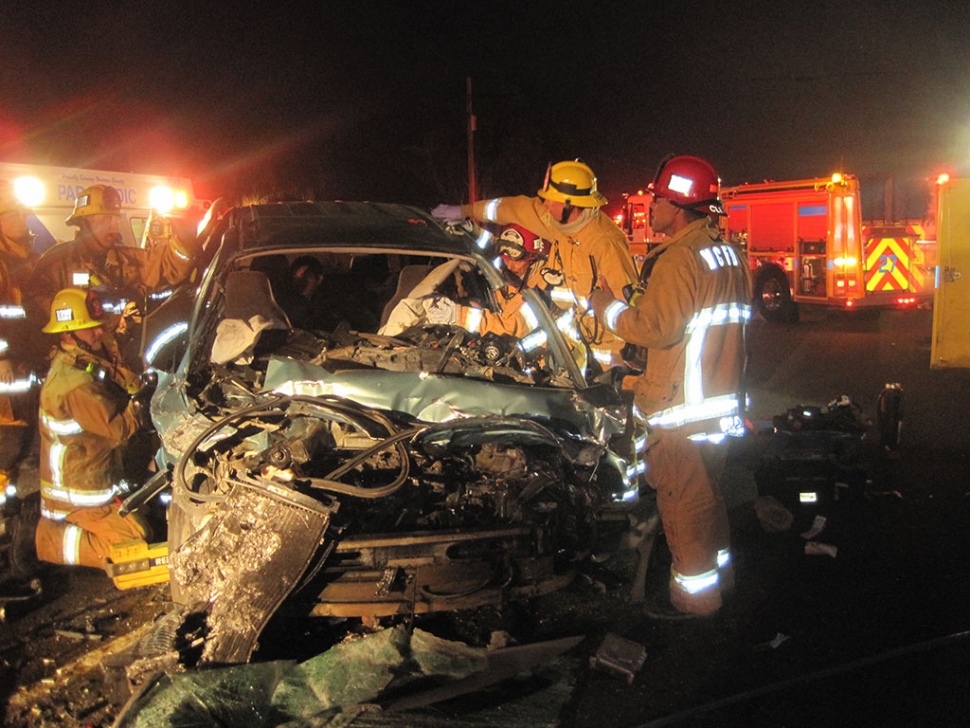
[24,184,196,372]
[590,155,752,618]
[457,223,550,337]
[401,223,551,338]
[432,160,638,374]
[32,288,152,570]
[0,180,42,511]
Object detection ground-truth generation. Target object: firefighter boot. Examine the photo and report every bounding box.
[9,493,41,581]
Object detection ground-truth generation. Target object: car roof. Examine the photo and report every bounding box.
[223,201,473,255]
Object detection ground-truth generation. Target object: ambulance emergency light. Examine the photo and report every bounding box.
[148,184,190,214]
[13,176,45,207]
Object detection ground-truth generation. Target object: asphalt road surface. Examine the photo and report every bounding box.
[2,305,969,727]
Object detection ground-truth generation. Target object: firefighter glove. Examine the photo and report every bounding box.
[430,204,465,224]
[116,301,144,336]
[589,289,616,321]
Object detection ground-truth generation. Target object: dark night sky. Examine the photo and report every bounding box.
[2,1,969,213]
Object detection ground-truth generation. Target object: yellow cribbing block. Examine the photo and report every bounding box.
[105,540,170,589]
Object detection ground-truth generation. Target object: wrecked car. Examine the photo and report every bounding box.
[144,201,636,666]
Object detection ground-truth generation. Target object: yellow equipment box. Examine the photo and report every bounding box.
[105,540,170,590]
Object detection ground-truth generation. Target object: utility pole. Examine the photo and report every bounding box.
[466,77,477,204]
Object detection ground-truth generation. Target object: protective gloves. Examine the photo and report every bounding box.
[115,300,144,336]
[589,289,617,321]
[430,204,465,223]
[589,276,618,321]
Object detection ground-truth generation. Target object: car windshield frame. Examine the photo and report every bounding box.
[181,205,587,391]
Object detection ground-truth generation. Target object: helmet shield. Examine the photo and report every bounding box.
[651,155,725,216]
[42,288,104,333]
[66,184,123,226]
[496,223,548,262]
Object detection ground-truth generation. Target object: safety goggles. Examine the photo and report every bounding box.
[498,244,528,260]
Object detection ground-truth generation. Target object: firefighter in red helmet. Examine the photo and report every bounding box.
[590,154,752,618]
[379,223,552,340]
[431,160,637,375]
[452,223,551,338]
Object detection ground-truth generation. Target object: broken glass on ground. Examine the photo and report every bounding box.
[113,625,582,727]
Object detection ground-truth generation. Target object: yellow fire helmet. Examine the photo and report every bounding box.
[537,160,608,208]
[66,184,123,226]
[0,179,27,217]
[42,288,103,333]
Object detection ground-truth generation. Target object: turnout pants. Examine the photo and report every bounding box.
[646,431,731,615]
[35,502,148,569]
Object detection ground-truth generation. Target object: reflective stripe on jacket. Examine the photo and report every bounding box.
[39,343,142,516]
[600,218,752,437]
[25,234,193,332]
[456,288,540,338]
[463,196,637,366]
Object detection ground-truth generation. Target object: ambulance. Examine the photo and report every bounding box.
[0,162,197,251]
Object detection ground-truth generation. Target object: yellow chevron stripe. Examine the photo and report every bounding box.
[865,238,917,291]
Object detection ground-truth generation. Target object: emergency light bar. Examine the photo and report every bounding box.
[149,185,190,213]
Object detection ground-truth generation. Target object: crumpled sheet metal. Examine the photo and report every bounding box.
[151,369,225,468]
[265,356,610,436]
[171,483,333,665]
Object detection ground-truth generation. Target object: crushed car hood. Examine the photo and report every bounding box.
[153,350,625,468]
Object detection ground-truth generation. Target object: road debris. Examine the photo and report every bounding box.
[754,632,791,651]
[589,632,647,684]
[805,541,838,558]
[800,515,827,539]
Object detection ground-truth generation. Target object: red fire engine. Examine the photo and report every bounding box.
[615,190,664,264]
[720,173,939,322]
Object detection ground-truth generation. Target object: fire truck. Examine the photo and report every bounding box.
[720,173,939,322]
[0,162,198,251]
[616,190,664,264]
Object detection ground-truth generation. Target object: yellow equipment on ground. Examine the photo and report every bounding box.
[105,540,170,590]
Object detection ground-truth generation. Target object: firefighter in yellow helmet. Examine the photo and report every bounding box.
[431,160,637,375]
[590,155,752,618]
[0,180,42,516]
[30,288,152,571]
[24,184,197,372]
